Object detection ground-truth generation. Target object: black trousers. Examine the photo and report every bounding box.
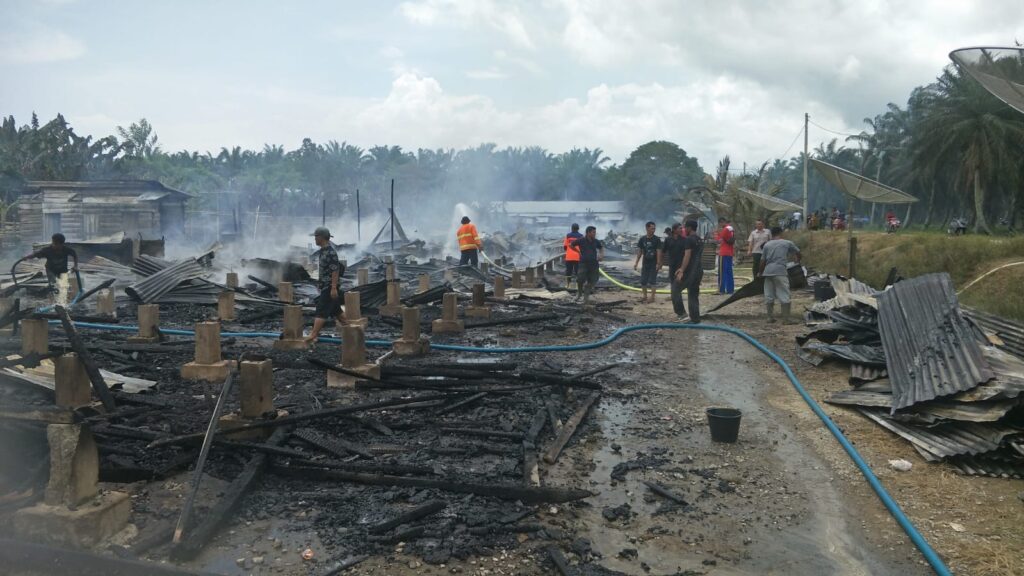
[671,269,703,322]
[751,253,762,277]
[459,249,479,267]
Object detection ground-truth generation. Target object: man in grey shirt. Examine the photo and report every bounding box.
[758,226,801,324]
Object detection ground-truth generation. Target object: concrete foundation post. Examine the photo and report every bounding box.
[273,305,308,350]
[327,325,381,388]
[0,297,14,336]
[13,423,130,547]
[95,289,115,317]
[379,281,402,317]
[217,291,235,321]
[238,359,274,418]
[357,268,369,286]
[181,322,234,382]
[393,306,430,357]
[55,353,91,408]
[431,292,465,334]
[418,274,431,293]
[277,282,294,304]
[225,272,239,289]
[444,269,454,283]
[493,275,506,300]
[512,270,523,289]
[466,283,491,319]
[480,262,490,275]
[344,291,368,328]
[525,267,536,285]
[128,304,160,343]
[21,318,48,356]
[545,260,554,273]
[386,262,397,282]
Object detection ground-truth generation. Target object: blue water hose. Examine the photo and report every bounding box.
[55,319,950,575]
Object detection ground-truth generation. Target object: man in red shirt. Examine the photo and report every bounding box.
[716,217,735,294]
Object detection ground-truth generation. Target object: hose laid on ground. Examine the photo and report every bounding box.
[956,261,1024,295]
[598,267,720,295]
[56,318,951,575]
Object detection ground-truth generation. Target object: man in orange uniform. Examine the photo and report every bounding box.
[563,223,583,291]
[456,216,483,267]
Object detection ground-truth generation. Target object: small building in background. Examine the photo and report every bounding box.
[17,180,192,242]
[489,201,627,235]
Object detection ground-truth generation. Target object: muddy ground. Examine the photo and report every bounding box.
[4,264,1022,576]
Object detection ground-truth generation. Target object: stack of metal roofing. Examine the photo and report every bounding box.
[124,256,216,304]
[806,273,1024,478]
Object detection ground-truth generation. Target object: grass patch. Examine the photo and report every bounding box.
[791,231,1024,322]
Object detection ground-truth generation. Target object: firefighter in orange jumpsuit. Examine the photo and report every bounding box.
[456,216,483,267]
[563,223,583,290]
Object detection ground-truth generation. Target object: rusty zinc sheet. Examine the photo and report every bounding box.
[877,273,994,412]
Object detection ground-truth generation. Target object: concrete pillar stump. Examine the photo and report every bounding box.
[95,289,115,317]
[431,293,465,334]
[344,291,368,329]
[511,270,524,289]
[239,359,274,418]
[357,268,369,286]
[545,260,554,272]
[378,281,402,317]
[393,306,430,357]
[14,423,129,547]
[525,267,536,285]
[55,354,91,408]
[225,272,239,289]
[128,304,160,343]
[217,291,235,321]
[278,282,294,304]
[273,305,308,350]
[480,262,490,275]
[327,325,381,388]
[465,283,491,319]
[493,275,506,300]
[418,274,431,293]
[181,322,235,382]
[0,297,14,337]
[21,318,48,356]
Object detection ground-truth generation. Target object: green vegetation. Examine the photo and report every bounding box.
[792,231,1024,322]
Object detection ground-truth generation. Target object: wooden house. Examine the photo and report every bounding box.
[17,180,193,243]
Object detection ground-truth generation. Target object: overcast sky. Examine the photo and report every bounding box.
[2,0,1021,168]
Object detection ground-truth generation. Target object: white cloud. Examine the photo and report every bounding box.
[0,29,85,64]
[466,67,507,80]
[399,0,536,50]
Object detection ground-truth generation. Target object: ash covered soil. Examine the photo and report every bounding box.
[7,270,1016,575]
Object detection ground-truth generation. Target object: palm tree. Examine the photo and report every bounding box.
[914,66,1024,233]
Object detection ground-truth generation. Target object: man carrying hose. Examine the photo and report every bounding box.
[570,226,603,304]
[23,233,79,293]
[563,223,583,291]
[305,226,346,345]
[456,216,482,268]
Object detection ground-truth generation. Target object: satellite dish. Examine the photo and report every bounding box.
[949,47,1024,115]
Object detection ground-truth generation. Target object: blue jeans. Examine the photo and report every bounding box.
[719,255,734,294]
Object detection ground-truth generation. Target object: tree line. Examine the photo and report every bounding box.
[1,57,1021,232]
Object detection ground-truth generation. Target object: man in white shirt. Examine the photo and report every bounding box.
[746,219,771,276]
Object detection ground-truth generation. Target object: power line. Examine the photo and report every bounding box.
[776,124,805,160]
[807,119,858,138]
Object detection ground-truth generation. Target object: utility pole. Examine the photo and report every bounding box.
[390,179,395,251]
[803,112,809,228]
[356,189,361,243]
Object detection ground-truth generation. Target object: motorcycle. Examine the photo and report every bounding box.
[885,217,901,233]
[948,217,968,236]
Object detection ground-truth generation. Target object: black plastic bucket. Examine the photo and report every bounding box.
[813,282,836,301]
[706,408,742,443]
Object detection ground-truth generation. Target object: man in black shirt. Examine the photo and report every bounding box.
[305,226,346,345]
[27,233,79,287]
[673,220,704,323]
[570,225,604,304]
[633,221,662,303]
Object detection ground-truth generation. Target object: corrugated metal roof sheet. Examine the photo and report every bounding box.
[877,273,995,412]
[491,201,626,215]
[949,455,1024,479]
[965,307,1024,360]
[810,159,918,204]
[860,408,1020,459]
